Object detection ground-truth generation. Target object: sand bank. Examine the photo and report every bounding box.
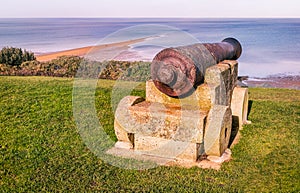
[35,38,146,62]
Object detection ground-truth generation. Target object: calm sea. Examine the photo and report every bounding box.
[0,18,299,77]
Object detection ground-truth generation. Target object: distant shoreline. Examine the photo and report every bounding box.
[35,38,146,62]
[244,75,300,90]
[34,38,300,90]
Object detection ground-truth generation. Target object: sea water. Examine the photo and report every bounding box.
[0,18,299,77]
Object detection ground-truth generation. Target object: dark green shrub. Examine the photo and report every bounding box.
[0,51,151,81]
[99,60,150,81]
[0,47,35,66]
[47,56,83,77]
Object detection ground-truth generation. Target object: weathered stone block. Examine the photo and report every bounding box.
[129,102,206,143]
[205,60,238,106]
[115,96,207,147]
[146,80,212,112]
[134,135,201,161]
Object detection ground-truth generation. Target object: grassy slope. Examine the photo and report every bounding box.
[0,76,299,192]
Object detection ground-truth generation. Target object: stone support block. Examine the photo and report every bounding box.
[134,135,201,161]
[205,60,238,106]
[146,80,212,113]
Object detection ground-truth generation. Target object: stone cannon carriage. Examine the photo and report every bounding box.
[109,38,250,167]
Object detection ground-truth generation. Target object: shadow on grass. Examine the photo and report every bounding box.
[228,115,239,147]
[228,100,253,147]
[248,100,253,117]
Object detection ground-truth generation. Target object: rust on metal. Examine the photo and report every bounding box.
[151,38,242,97]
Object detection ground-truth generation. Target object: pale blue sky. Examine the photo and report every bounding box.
[0,0,299,18]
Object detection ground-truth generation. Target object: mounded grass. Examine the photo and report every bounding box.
[0,76,299,192]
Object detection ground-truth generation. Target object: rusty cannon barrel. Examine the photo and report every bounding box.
[151,38,242,97]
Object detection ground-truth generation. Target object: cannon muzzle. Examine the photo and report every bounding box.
[151,38,242,97]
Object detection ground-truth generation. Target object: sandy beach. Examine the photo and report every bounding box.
[35,38,146,62]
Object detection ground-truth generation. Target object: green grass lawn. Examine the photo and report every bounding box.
[0,76,299,192]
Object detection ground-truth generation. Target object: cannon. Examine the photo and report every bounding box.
[108,38,250,168]
[151,38,242,97]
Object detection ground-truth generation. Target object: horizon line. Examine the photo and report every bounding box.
[0,16,299,19]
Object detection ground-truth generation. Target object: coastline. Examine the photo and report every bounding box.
[35,38,147,62]
[244,75,300,90]
[34,38,300,90]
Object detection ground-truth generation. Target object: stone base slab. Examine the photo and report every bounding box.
[106,147,232,170]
